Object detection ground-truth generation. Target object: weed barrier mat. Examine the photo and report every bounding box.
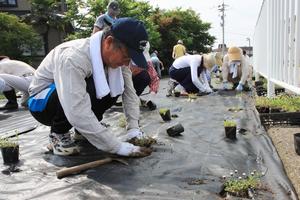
[0,79,298,200]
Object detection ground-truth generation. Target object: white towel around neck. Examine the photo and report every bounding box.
[229,62,239,79]
[89,31,124,99]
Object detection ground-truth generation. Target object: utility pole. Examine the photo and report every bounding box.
[218,0,228,56]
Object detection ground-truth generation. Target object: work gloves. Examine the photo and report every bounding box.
[117,142,152,157]
[123,128,144,141]
[235,83,244,91]
[117,128,152,157]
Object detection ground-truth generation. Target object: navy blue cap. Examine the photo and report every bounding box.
[111,17,148,68]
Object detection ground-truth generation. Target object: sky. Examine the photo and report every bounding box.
[143,0,263,49]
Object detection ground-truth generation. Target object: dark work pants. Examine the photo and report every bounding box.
[169,66,203,93]
[132,70,151,96]
[30,76,119,134]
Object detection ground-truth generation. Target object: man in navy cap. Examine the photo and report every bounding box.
[28,18,152,157]
[92,1,120,34]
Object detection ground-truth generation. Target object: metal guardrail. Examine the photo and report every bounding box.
[254,0,300,96]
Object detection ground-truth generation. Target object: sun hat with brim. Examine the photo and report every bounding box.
[227,47,242,62]
[111,17,148,68]
[203,53,223,69]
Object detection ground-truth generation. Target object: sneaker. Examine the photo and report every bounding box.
[0,102,18,110]
[73,130,87,141]
[49,132,80,156]
[167,79,177,97]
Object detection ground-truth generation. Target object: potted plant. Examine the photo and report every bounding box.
[159,108,171,121]
[224,120,237,140]
[0,137,19,165]
[294,133,300,155]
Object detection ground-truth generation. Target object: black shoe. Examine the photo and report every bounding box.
[0,102,18,110]
[0,90,18,110]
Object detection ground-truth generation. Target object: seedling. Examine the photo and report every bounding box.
[128,136,157,147]
[222,170,261,198]
[223,120,237,127]
[118,115,127,128]
[0,137,18,148]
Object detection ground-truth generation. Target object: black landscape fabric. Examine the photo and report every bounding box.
[0,79,298,200]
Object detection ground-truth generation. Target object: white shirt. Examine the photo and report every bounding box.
[172,55,207,92]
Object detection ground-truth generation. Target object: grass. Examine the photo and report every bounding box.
[0,94,5,100]
[224,120,236,127]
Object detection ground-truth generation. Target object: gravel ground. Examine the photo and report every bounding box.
[267,127,300,197]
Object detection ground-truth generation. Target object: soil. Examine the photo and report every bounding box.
[267,127,300,197]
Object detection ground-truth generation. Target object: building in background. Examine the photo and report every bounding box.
[0,0,73,65]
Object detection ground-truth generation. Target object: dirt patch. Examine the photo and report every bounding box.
[267,127,300,197]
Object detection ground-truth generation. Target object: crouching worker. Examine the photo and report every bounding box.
[222,47,250,91]
[0,56,35,110]
[168,53,222,96]
[28,18,152,157]
[130,42,159,111]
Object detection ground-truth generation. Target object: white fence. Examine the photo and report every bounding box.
[253,0,300,96]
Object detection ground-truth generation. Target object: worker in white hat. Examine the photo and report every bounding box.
[222,46,250,91]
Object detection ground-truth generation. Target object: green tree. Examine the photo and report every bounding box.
[0,13,41,61]
[22,0,71,53]
[65,0,161,47]
[151,8,215,68]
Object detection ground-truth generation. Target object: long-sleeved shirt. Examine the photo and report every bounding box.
[0,59,35,76]
[221,54,249,85]
[172,55,208,92]
[29,37,140,154]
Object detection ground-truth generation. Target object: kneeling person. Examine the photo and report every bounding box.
[28,18,152,157]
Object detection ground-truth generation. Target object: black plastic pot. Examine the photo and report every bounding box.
[254,81,264,87]
[167,123,184,137]
[1,145,19,165]
[256,106,269,113]
[159,109,171,121]
[294,133,300,155]
[225,126,236,140]
[146,100,157,111]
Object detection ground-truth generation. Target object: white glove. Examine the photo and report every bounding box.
[205,87,213,93]
[235,83,244,91]
[116,142,152,157]
[121,128,144,142]
[116,142,140,156]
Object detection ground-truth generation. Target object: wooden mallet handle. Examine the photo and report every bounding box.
[56,157,113,179]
